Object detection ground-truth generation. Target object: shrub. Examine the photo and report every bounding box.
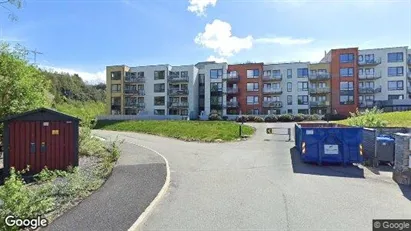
[247,115,256,122]
[254,116,264,122]
[323,113,347,121]
[222,116,228,121]
[278,114,294,122]
[208,114,222,121]
[293,114,305,122]
[309,114,323,121]
[236,116,247,123]
[264,115,278,122]
[347,107,387,127]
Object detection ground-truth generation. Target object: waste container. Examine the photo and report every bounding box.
[376,135,395,163]
[295,123,363,165]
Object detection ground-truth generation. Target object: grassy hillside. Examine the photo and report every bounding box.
[338,110,411,127]
[55,101,105,125]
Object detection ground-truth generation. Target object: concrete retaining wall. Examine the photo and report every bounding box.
[393,133,411,185]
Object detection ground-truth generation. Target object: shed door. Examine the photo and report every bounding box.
[8,121,74,174]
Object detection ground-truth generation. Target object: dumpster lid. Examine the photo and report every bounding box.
[376,136,395,142]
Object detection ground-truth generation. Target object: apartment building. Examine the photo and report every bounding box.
[106,45,411,118]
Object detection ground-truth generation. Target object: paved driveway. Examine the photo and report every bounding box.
[94,122,411,231]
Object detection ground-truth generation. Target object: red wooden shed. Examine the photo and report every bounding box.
[1,107,80,176]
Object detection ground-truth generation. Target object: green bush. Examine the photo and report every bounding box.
[236,116,247,123]
[347,107,387,127]
[278,114,294,122]
[247,115,256,122]
[208,110,222,121]
[293,114,305,122]
[264,115,278,122]
[254,116,264,122]
[308,114,323,121]
[323,113,347,121]
[222,116,228,121]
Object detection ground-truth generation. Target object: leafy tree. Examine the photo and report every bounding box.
[0,0,22,21]
[0,43,52,119]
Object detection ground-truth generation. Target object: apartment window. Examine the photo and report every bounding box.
[340,81,354,91]
[388,81,404,91]
[181,71,188,77]
[229,71,238,77]
[388,95,404,100]
[211,82,223,91]
[340,68,354,77]
[359,95,374,102]
[340,95,354,105]
[138,84,144,90]
[287,109,293,114]
[111,84,121,92]
[264,83,280,89]
[273,70,281,77]
[154,96,165,106]
[154,83,165,93]
[388,66,404,77]
[297,95,308,105]
[210,69,223,79]
[298,109,309,114]
[210,96,223,105]
[247,96,259,105]
[138,97,144,103]
[312,95,326,102]
[111,71,121,80]
[181,109,188,116]
[154,71,165,80]
[388,52,404,62]
[297,68,308,78]
[264,96,280,102]
[359,81,375,88]
[137,72,144,78]
[247,109,259,115]
[263,70,271,77]
[358,54,375,62]
[154,109,165,115]
[287,69,292,78]
[199,74,205,84]
[287,82,292,92]
[339,53,354,63]
[287,95,292,105]
[247,82,259,91]
[297,82,308,91]
[247,69,260,78]
[111,97,121,105]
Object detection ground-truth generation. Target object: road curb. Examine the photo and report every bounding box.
[94,134,171,231]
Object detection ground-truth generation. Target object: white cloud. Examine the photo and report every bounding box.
[187,0,217,16]
[206,55,227,63]
[40,65,106,84]
[194,19,253,57]
[255,36,314,45]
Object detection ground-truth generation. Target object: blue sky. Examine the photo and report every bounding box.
[1,0,410,83]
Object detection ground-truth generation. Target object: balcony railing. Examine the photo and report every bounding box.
[359,72,382,80]
[262,101,283,108]
[225,101,239,108]
[310,101,330,107]
[226,87,239,94]
[263,88,282,94]
[124,102,145,108]
[168,75,189,82]
[359,101,375,108]
[358,57,381,66]
[168,89,189,95]
[262,75,282,82]
[359,87,382,94]
[168,102,189,108]
[124,89,145,96]
[224,73,240,82]
[308,73,331,81]
[125,77,145,83]
[309,87,330,94]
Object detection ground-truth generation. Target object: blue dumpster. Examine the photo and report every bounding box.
[295,123,363,165]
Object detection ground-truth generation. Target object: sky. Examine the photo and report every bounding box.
[1,0,410,83]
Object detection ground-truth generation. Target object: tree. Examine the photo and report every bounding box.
[0,43,52,119]
[0,0,22,21]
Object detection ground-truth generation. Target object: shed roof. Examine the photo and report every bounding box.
[0,107,81,122]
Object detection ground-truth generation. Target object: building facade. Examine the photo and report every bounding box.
[106,45,411,117]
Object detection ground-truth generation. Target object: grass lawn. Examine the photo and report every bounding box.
[95,120,255,142]
[337,110,411,127]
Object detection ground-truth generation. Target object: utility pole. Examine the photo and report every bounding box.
[28,48,43,64]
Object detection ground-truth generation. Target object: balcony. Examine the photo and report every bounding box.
[125,77,145,83]
[263,88,282,95]
[309,87,331,94]
[226,87,239,94]
[407,72,411,80]
[168,102,189,108]
[168,88,189,96]
[124,89,145,96]
[359,87,382,94]
[225,101,239,108]
[262,101,283,108]
[310,101,330,108]
[358,57,381,66]
[359,72,382,80]
[308,73,331,81]
[210,87,223,95]
[210,102,223,110]
[262,75,282,82]
[224,73,240,82]
[359,101,375,108]
[111,104,121,110]
[168,75,189,83]
[124,102,145,108]
[408,87,411,94]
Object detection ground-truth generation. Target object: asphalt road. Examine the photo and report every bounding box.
[94,123,411,231]
[46,142,166,231]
